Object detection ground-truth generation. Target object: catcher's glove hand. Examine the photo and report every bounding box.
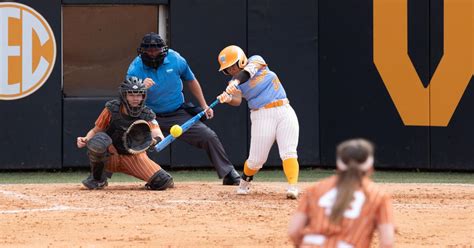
[123,120,154,154]
[147,136,162,153]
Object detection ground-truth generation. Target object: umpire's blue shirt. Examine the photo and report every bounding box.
[127,49,196,114]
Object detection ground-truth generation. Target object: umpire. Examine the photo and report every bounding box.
[126,32,240,185]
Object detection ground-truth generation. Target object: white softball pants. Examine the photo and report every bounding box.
[246,104,299,170]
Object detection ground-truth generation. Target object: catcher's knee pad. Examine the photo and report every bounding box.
[87,132,112,162]
[145,169,174,190]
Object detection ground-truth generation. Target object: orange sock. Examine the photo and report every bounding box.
[243,161,258,177]
[283,158,299,185]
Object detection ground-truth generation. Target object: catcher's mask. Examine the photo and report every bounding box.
[217,45,247,75]
[137,32,168,69]
[120,76,147,117]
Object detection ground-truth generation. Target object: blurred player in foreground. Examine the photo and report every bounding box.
[288,138,395,247]
[76,77,174,191]
[216,45,300,199]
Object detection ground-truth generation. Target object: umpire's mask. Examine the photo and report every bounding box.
[137,32,168,69]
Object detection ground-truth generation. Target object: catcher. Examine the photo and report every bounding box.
[76,76,174,190]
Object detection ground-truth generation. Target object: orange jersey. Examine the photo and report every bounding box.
[297,175,394,248]
[93,107,162,182]
[94,107,160,130]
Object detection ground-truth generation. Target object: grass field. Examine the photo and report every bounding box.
[0,168,472,184]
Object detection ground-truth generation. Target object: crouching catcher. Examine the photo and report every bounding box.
[76,76,174,190]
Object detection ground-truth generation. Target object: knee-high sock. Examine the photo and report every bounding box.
[283,158,299,185]
[243,161,258,177]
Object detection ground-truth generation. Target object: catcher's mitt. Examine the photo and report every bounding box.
[123,120,154,154]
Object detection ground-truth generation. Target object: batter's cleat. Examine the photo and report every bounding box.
[236,179,251,195]
[223,169,241,185]
[82,176,108,190]
[286,185,299,199]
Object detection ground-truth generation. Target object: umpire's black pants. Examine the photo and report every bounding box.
[155,109,235,178]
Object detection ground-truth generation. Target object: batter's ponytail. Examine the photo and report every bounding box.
[329,139,374,224]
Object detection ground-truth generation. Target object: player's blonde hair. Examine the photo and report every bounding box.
[330,138,374,224]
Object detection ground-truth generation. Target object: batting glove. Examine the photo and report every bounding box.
[225,80,240,95]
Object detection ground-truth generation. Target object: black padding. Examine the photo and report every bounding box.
[91,161,106,181]
[87,132,112,154]
[145,169,174,190]
[140,107,156,122]
[105,99,121,113]
[0,1,61,170]
[248,0,319,166]
[87,132,112,163]
[170,0,248,167]
[318,0,430,169]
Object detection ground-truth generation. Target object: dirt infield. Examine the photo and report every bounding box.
[0,182,472,247]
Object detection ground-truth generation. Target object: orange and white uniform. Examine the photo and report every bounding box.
[94,107,162,182]
[296,176,394,248]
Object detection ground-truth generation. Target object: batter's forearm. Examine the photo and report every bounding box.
[228,92,242,106]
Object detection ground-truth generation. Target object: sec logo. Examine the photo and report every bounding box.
[0,2,56,100]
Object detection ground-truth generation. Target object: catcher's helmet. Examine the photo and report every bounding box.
[120,76,147,117]
[217,45,247,74]
[137,32,168,69]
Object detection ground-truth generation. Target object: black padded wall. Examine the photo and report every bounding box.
[429,0,474,171]
[169,0,248,168]
[431,80,474,171]
[2,0,472,171]
[247,0,319,166]
[60,0,474,171]
[319,0,430,169]
[0,0,62,169]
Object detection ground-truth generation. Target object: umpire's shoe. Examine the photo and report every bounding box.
[223,169,241,185]
[82,175,108,190]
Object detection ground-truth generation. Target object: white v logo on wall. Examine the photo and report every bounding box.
[0,2,56,100]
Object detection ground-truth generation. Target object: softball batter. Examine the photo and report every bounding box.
[216,45,300,199]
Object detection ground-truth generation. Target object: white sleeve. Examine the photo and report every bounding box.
[243,55,267,78]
